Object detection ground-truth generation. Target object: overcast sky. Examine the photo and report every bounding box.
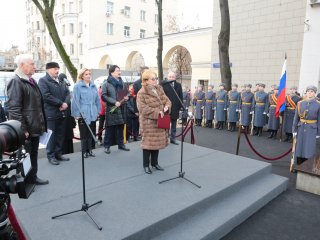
[0,0,213,51]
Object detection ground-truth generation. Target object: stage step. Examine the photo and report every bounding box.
[124,167,287,240]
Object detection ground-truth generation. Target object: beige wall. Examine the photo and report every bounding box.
[211,0,306,91]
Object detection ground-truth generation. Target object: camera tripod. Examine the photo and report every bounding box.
[52,100,102,230]
[159,82,201,188]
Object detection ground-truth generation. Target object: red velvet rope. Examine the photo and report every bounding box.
[181,119,195,144]
[241,129,292,160]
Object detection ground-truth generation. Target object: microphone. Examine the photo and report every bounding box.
[63,78,71,86]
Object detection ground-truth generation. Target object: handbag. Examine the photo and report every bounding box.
[158,113,171,129]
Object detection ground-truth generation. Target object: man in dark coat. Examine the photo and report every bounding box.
[293,85,320,166]
[102,65,130,154]
[7,54,48,185]
[38,62,71,165]
[162,71,183,145]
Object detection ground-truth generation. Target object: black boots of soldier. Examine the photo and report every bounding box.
[205,120,213,128]
[195,119,202,126]
[283,133,293,142]
[228,122,237,132]
[254,127,263,136]
[216,121,224,130]
[268,130,278,139]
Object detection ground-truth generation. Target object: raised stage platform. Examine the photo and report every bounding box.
[11,142,288,240]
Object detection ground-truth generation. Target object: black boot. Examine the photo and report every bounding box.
[254,127,259,136]
[283,133,289,142]
[273,130,277,139]
[246,126,249,133]
[219,122,223,130]
[268,131,274,138]
[216,122,220,129]
[258,127,262,136]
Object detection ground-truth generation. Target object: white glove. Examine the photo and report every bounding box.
[267,113,270,117]
[236,109,239,112]
[201,106,204,109]
[250,111,253,115]
[293,132,297,137]
[316,135,320,139]
[213,107,216,110]
[224,108,227,111]
[188,112,193,117]
[263,112,267,115]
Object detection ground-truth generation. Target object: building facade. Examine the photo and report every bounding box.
[25,0,178,72]
[211,0,320,93]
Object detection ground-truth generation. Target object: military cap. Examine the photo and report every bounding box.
[46,61,60,69]
[306,85,317,93]
[259,83,266,88]
[245,83,252,88]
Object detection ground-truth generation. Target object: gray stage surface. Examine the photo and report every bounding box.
[11,142,287,240]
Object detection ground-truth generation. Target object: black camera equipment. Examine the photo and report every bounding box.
[0,120,35,240]
[159,82,201,188]
[52,98,103,231]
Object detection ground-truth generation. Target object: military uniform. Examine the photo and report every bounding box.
[267,92,280,138]
[181,90,191,125]
[227,89,240,131]
[204,89,216,128]
[215,85,228,130]
[193,89,205,126]
[283,93,301,141]
[293,97,320,164]
[252,89,268,136]
[240,88,254,133]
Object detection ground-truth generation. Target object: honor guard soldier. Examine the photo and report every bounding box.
[204,84,216,128]
[254,83,260,93]
[240,84,254,133]
[283,86,301,142]
[227,83,240,131]
[267,85,280,138]
[252,83,268,136]
[215,83,228,130]
[268,84,276,95]
[292,85,320,165]
[193,85,205,126]
[181,85,191,126]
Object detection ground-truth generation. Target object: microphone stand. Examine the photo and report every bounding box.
[52,98,103,230]
[159,82,201,188]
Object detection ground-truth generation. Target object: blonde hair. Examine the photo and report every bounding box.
[141,69,157,86]
[77,68,91,82]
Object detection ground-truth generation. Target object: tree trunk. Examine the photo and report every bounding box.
[218,0,232,91]
[156,0,164,82]
[32,0,78,82]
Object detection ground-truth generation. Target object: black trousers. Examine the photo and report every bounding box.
[143,149,159,167]
[97,115,105,141]
[46,118,66,158]
[78,119,96,153]
[24,136,40,181]
[104,124,124,148]
[127,116,139,140]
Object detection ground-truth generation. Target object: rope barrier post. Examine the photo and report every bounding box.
[236,124,242,155]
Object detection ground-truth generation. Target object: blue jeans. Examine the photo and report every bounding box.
[170,119,177,141]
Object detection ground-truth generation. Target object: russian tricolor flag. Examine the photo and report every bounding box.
[275,55,287,118]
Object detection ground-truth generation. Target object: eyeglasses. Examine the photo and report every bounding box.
[149,77,158,81]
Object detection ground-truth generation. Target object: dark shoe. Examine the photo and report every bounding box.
[56,155,70,161]
[88,151,95,157]
[170,140,179,145]
[119,145,130,151]
[35,177,49,185]
[268,132,274,138]
[48,157,60,165]
[83,152,89,158]
[144,167,152,174]
[104,147,111,154]
[152,164,164,171]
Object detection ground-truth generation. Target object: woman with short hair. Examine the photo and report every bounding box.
[136,70,171,174]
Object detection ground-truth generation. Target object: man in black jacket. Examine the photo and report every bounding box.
[6,54,48,185]
[38,62,70,165]
[162,71,183,145]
